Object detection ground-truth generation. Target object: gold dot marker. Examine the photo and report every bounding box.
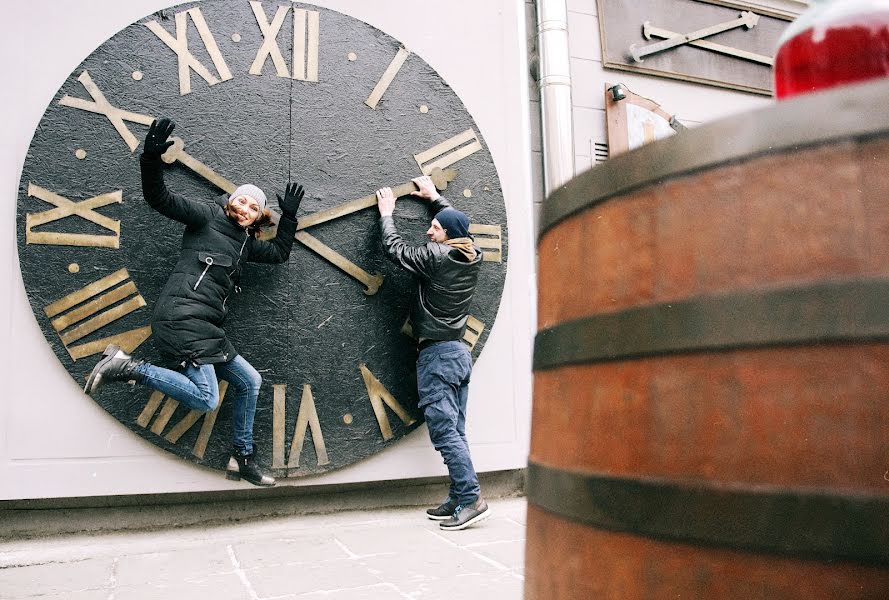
[463,189,472,198]
[68,263,80,274]
[419,105,429,113]
[232,33,242,42]
[132,71,143,81]
[75,149,87,160]
[348,52,357,61]
[343,413,354,425]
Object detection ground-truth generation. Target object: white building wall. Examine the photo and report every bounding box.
[0,0,535,500]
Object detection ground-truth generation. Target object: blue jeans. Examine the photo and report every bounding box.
[135,355,262,455]
[417,340,480,505]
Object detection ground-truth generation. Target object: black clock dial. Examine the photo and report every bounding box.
[16,0,508,477]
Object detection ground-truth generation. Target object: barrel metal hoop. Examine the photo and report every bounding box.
[538,78,889,239]
[534,278,889,371]
[526,461,889,565]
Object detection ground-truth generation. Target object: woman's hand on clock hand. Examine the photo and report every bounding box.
[277,182,305,221]
[376,187,396,217]
[410,175,441,201]
[143,118,176,158]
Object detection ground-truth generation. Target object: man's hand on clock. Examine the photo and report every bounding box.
[410,175,441,201]
[143,118,176,158]
[278,182,305,221]
[376,187,396,217]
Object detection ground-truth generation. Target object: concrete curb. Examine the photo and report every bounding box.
[0,469,525,540]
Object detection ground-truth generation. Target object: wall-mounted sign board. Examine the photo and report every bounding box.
[596,0,792,95]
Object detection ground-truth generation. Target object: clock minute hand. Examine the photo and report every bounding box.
[297,167,457,230]
[161,137,384,295]
[629,11,760,63]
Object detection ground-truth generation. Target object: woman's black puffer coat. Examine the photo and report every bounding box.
[141,154,297,366]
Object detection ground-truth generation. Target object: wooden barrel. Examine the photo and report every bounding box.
[528,79,889,599]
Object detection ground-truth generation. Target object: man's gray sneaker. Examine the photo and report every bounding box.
[439,497,490,531]
[426,498,459,521]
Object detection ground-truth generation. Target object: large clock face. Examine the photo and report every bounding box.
[16,0,508,478]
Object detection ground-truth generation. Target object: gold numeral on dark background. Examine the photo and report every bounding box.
[145,7,233,95]
[292,8,320,82]
[469,223,503,263]
[272,384,329,469]
[26,183,122,249]
[249,1,290,77]
[365,46,410,109]
[58,71,155,152]
[136,382,228,459]
[359,364,416,441]
[414,129,482,175]
[43,269,151,360]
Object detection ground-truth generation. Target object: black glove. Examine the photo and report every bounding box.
[277,182,304,220]
[143,118,175,158]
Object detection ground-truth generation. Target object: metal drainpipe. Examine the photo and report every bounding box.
[536,0,575,196]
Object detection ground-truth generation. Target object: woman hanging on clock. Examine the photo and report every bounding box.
[83,118,303,488]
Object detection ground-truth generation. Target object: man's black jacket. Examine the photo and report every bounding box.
[379,197,482,342]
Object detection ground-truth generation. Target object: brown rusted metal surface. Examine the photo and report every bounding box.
[538,138,889,330]
[530,92,889,596]
[525,505,889,600]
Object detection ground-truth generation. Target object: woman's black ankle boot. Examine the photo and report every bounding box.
[226,449,276,487]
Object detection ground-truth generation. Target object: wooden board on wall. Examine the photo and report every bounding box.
[596,0,792,95]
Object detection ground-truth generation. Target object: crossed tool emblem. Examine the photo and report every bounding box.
[629,11,771,65]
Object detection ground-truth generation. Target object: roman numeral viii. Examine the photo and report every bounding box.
[43,269,151,360]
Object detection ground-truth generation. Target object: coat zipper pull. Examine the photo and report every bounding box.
[194,256,213,290]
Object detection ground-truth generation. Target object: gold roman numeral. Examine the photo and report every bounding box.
[272,384,329,470]
[462,316,486,352]
[414,130,482,175]
[292,8,320,82]
[249,1,290,77]
[43,269,151,360]
[365,46,410,109]
[58,70,155,152]
[136,381,228,459]
[469,223,502,263]
[359,364,416,441]
[26,183,121,249]
[401,316,486,352]
[145,7,233,96]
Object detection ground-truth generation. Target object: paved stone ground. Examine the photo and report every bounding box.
[0,497,526,599]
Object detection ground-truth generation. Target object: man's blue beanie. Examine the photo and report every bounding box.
[435,208,470,239]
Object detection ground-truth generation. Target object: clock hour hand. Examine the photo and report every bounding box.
[263,212,385,296]
[297,167,457,230]
[161,137,237,194]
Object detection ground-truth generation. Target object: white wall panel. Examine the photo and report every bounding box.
[1,0,534,500]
